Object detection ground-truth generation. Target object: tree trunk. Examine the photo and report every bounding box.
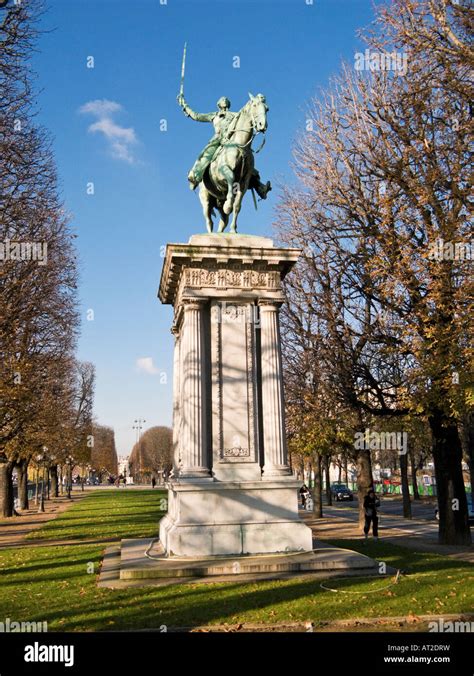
[325,455,332,505]
[337,460,342,483]
[409,449,421,500]
[18,459,29,510]
[343,456,348,485]
[67,465,72,499]
[429,409,471,546]
[50,465,59,498]
[0,457,15,518]
[355,447,373,530]
[400,451,412,518]
[312,454,323,518]
[34,467,39,504]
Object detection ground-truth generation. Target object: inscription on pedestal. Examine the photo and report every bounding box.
[223,446,250,458]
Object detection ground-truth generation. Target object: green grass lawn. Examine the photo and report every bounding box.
[25,490,165,542]
[0,490,472,631]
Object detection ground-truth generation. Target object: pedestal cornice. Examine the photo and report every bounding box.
[158,236,301,306]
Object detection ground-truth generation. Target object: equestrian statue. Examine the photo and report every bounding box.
[177,44,271,234]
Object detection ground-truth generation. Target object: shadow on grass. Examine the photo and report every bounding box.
[26,491,166,542]
[51,568,474,631]
[1,538,473,631]
[4,492,472,631]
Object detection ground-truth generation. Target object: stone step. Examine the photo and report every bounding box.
[119,538,377,580]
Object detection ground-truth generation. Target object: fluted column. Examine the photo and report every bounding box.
[179,299,211,479]
[259,300,291,478]
[171,325,181,474]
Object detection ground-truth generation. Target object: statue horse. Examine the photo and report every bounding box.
[199,93,268,234]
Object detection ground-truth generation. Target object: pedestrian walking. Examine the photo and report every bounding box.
[363,488,380,543]
[299,484,310,509]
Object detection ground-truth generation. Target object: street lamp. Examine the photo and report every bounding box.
[132,418,146,443]
[132,419,146,485]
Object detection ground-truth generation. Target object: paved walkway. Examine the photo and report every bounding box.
[301,510,474,563]
[0,494,87,549]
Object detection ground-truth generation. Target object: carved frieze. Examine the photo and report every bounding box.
[181,266,281,293]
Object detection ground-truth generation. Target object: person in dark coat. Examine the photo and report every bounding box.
[299,484,310,509]
[363,488,380,543]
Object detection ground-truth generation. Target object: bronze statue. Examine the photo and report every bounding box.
[177,44,271,234]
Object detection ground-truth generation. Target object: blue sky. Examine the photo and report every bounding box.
[31,0,379,456]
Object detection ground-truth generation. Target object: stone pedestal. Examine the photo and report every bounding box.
[158,233,313,556]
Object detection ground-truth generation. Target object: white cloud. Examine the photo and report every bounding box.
[79,98,139,164]
[79,99,122,116]
[136,357,159,375]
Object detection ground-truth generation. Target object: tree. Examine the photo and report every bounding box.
[276,0,472,544]
[0,0,80,516]
[129,427,172,484]
[282,314,357,519]
[90,425,117,481]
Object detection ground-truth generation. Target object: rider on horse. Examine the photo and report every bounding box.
[177,94,271,199]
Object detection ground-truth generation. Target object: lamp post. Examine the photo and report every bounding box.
[132,418,146,444]
[132,419,146,484]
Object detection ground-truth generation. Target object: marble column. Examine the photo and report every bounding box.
[179,299,211,479]
[170,326,181,474]
[259,300,292,478]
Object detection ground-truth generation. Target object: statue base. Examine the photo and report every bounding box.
[159,478,313,557]
[158,233,313,558]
